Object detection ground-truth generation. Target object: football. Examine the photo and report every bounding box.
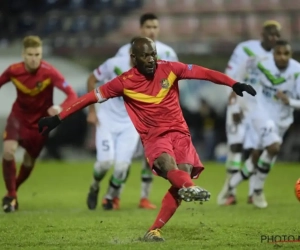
[295,179,300,201]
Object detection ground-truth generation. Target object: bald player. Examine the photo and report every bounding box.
[115,13,179,210]
[38,37,256,241]
[218,20,281,206]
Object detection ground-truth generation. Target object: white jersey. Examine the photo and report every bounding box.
[93,56,131,124]
[226,40,273,79]
[235,55,272,113]
[253,57,300,128]
[225,40,273,113]
[115,40,178,61]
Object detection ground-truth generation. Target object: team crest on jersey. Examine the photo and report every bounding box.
[161,79,170,89]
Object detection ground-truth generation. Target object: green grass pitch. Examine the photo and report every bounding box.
[0,160,299,250]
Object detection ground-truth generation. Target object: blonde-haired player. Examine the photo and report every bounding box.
[218,21,281,205]
[0,36,77,212]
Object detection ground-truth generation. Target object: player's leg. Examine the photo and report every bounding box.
[144,133,210,242]
[217,120,245,205]
[102,125,140,210]
[139,156,156,209]
[87,124,114,210]
[2,139,18,213]
[242,122,261,204]
[225,129,260,198]
[218,118,260,205]
[16,151,36,190]
[251,124,285,208]
[12,128,47,209]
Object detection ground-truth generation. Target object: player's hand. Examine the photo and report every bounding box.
[87,111,99,126]
[275,90,289,105]
[47,105,62,116]
[232,82,256,97]
[38,115,61,136]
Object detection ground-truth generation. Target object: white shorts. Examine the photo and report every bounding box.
[226,106,245,146]
[244,114,289,150]
[95,120,140,164]
[243,118,259,149]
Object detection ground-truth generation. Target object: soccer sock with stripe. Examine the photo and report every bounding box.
[253,150,276,193]
[105,162,130,200]
[91,161,111,189]
[229,157,254,190]
[226,152,242,174]
[226,152,242,195]
[149,186,180,230]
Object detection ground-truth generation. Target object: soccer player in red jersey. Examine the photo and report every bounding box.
[0,36,77,213]
[38,37,256,241]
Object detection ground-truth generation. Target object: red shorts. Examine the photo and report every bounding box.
[143,131,204,179]
[3,115,47,158]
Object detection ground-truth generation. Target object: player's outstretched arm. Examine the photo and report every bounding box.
[172,62,256,97]
[38,89,102,135]
[38,77,123,135]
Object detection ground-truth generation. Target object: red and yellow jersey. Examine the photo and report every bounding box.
[0,60,77,128]
[99,60,236,141]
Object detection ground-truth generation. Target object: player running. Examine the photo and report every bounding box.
[220,40,300,208]
[0,36,77,213]
[38,37,256,241]
[86,38,140,211]
[115,13,179,210]
[218,20,281,205]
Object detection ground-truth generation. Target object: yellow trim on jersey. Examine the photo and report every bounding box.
[11,77,51,96]
[123,71,177,104]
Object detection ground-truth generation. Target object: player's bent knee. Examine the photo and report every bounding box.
[23,152,35,167]
[230,144,243,153]
[154,153,177,173]
[94,160,113,172]
[266,143,280,157]
[2,140,18,160]
[177,164,193,175]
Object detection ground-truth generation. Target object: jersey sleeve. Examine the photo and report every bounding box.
[171,61,236,87]
[225,43,250,78]
[98,76,124,100]
[93,58,112,82]
[0,66,11,88]
[51,67,78,109]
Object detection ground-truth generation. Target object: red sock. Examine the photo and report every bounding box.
[16,164,34,190]
[2,159,17,197]
[149,186,181,230]
[166,169,194,189]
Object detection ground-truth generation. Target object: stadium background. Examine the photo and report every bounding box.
[1,0,300,162]
[1,2,300,249]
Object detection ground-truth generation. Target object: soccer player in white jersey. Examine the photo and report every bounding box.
[116,13,178,61]
[115,13,179,209]
[218,21,281,206]
[221,40,300,208]
[86,39,140,210]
